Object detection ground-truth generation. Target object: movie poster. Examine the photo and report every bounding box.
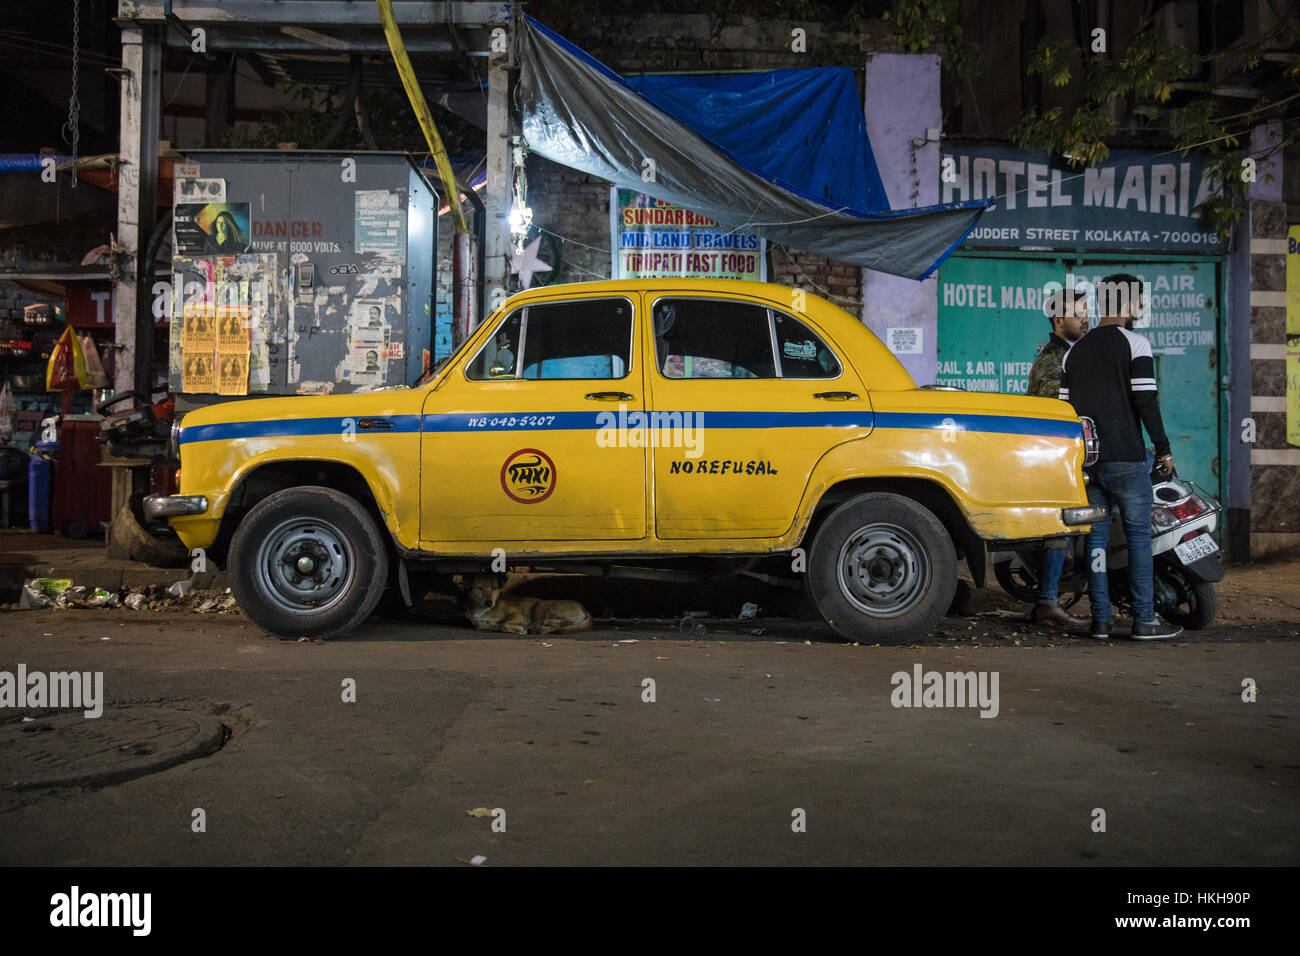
[182,352,215,393]
[174,203,252,256]
[217,353,250,396]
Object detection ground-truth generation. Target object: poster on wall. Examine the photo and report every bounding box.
[181,302,216,353]
[341,298,392,388]
[174,203,252,256]
[611,188,765,281]
[171,253,278,394]
[217,353,250,396]
[355,190,406,259]
[181,352,215,393]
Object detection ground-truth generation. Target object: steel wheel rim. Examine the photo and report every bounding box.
[836,522,931,618]
[255,516,355,615]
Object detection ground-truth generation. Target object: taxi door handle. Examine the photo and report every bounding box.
[357,417,395,430]
[585,391,634,401]
[813,391,859,401]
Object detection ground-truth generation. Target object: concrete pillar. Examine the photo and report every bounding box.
[861,52,941,384]
[113,25,161,397]
[1233,122,1293,559]
[483,43,512,318]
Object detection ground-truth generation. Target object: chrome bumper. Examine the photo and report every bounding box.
[143,494,208,519]
[1061,504,1106,526]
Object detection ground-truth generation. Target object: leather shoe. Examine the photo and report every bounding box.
[1031,602,1089,632]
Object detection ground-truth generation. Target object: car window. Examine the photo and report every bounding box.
[467,298,633,381]
[466,310,523,380]
[521,298,632,379]
[654,298,776,379]
[772,311,841,378]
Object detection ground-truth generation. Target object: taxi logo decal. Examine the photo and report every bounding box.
[501,448,557,503]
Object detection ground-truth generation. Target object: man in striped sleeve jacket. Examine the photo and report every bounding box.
[1058,274,1183,642]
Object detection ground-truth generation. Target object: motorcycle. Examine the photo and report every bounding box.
[992,466,1224,629]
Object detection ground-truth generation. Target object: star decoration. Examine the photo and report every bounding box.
[509,236,554,288]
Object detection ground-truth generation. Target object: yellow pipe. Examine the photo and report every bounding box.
[375,0,469,235]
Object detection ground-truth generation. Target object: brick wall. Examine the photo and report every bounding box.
[1247,200,1299,557]
[524,158,616,286]
[768,246,863,317]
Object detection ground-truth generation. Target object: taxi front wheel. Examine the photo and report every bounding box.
[229,485,389,640]
[806,492,957,645]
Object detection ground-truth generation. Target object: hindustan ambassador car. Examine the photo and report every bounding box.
[146,279,1102,642]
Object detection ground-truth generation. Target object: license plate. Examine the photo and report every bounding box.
[1175,533,1219,564]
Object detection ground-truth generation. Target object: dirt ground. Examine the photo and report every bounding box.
[0,549,1296,867]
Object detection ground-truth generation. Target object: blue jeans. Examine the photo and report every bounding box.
[1086,459,1154,623]
[1036,546,1066,604]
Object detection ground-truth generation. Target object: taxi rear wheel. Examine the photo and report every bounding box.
[229,485,389,639]
[806,493,956,644]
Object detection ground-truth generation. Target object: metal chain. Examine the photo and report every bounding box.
[63,0,81,187]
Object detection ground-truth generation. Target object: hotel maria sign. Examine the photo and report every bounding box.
[940,146,1223,253]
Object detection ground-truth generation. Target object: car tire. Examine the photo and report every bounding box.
[111,502,190,568]
[806,492,957,644]
[228,485,389,640]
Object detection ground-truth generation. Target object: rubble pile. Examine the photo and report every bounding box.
[9,577,241,615]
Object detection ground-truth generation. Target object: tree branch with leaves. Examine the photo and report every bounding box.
[1010,18,1299,237]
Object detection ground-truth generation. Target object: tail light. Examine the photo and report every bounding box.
[1079,416,1099,466]
[1167,496,1208,522]
[1152,492,1210,530]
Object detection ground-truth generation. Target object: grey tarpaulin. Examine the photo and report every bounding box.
[517,16,991,281]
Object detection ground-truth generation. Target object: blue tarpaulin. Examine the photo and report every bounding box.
[626,69,888,213]
[518,16,990,280]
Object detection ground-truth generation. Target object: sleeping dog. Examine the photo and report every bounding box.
[463,574,593,635]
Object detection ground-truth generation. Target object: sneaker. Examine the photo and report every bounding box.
[1131,619,1184,641]
[1089,618,1112,640]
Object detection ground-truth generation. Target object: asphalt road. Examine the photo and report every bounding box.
[1,593,1296,867]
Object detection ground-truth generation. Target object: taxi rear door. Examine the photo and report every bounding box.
[643,292,872,539]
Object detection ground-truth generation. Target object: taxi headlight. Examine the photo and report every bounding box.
[168,415,184,463]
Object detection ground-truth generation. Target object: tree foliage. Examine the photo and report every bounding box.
[884,0,984,80]
[1010,19,1298,237]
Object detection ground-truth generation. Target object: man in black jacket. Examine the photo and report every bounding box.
[1059,274,1183,641]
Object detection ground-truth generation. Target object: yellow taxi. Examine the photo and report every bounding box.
[146,279,1101,642]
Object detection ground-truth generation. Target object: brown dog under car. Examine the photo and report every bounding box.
[463,574,593,634]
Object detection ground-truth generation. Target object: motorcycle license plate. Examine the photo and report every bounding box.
[1174,533,1219,564]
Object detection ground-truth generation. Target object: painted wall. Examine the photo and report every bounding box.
[862,52,941,384]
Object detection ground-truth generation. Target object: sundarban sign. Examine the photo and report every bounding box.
[611,188,766,281]
[940,146,1223,253]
